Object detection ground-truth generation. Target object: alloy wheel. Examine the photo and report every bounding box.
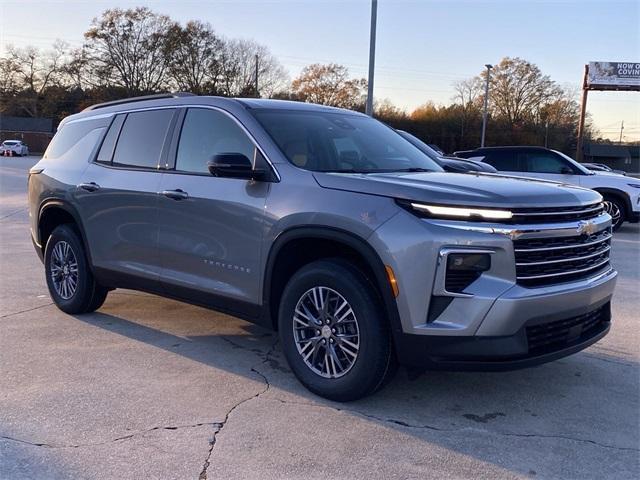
[603,200,622,228]
[50,240,79,300]
[292,286,360,378]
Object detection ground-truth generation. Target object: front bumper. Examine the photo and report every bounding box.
[395,278,615,369]
[369,207,617,370]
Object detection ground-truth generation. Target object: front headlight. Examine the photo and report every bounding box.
[408,202,513,220]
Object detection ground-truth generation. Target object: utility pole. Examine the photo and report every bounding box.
[619,120,624,143]
[365,0,378,116]
[544,121,549,148]
[576,64,589,161]
[480,64,493,147]
[254,54,259,97]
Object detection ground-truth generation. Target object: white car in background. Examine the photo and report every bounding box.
[0,140,29,156]
[454,146,640,231]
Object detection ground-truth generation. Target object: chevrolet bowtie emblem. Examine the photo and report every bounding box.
[576,220,597,236]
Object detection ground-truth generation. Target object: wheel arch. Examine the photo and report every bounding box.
[262,226,402,336]
[38,199,94,267]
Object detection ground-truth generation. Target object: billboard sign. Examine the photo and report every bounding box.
[588,62,640,88]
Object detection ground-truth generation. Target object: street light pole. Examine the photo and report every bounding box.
[544,121,549,148]
[481,64,493,147]
[365,0,378,116]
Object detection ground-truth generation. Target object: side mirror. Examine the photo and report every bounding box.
[207,153,267,181]
[560,166,573,174]
[442,163,468,173]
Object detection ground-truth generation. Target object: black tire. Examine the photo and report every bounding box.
[278,259,396,401]
[603,195,626,231]
[44,224,108,314]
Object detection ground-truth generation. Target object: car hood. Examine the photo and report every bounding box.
[312,171,601,208]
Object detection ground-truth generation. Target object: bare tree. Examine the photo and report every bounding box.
[291,63,366,109]
[7,41,68,94]
[2,41,70,116]
[0,55,21,96]
[452,77,482,139]
[217,38,288,97]
[84,7,176,95]
[165,20,223,94]
[485,57,561,125]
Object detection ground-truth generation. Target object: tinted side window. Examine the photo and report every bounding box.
[96,114,125,164]
[176,108,255,174]
[483,150,522,171]
[525,152,569,174]
[112,109,174,169]
[44,118,108,159]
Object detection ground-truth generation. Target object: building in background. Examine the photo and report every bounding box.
[0,116,54,154]
[583,143,640,176]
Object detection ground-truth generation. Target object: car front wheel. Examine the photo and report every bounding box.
[278,259,396,401]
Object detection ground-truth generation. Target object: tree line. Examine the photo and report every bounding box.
[0,6,596,154]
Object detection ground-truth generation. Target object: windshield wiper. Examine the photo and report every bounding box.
[317,167,435,174]
[388,167,433,173]
[317,169,384,174]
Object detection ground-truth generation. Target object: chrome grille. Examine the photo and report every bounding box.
[514,227,612,287]
[511,202,604,224]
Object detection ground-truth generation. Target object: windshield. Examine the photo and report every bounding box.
[251,109,443,173]
[553,150,593,175]
[396,130,442,162]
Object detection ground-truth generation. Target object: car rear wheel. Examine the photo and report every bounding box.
[603,196,625,231]
[278,259,396,401]
[44,225,108,314]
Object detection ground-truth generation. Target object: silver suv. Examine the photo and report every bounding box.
[29,94,617,401]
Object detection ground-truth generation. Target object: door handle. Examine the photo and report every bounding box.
[161,189,189,200]
[78,182,100,192]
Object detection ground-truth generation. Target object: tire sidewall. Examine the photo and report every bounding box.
[44,225,93,314]
[278,260,391,401]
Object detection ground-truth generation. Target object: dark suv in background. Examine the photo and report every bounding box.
[29,95,616,400]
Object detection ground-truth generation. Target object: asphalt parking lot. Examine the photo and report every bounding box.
[1,155,638,480]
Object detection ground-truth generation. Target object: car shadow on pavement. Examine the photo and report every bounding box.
[72,296,640,479]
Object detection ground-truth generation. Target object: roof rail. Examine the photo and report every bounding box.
[83,92,196,112]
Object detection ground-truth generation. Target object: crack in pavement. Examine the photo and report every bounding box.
[0,422,221,450]
[0,302,53,318]
[199,366,271,480]
[0,207,27,221]
[266,397,639,453]
[206,336,640,455]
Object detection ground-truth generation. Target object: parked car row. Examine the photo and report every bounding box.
[453,146,639,231]
[581,162,627,176]
[0,139,29,156]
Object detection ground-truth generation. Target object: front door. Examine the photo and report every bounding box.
[157,107,271,309]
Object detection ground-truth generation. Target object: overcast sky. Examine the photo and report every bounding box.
[1,0,639,140]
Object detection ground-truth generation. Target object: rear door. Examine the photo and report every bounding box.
[75,108,177,285]
[156,107,270,309]
[481,150,525,176]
